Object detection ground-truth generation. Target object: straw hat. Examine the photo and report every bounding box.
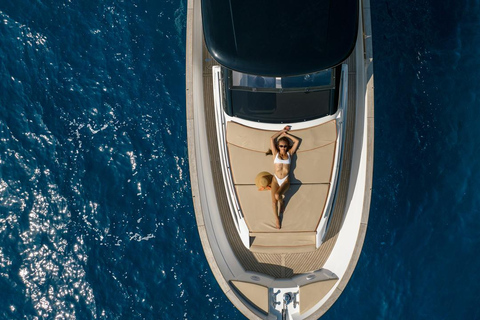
[255,171,272,191]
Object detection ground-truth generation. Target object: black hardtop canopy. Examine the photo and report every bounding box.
[201,0,359,77]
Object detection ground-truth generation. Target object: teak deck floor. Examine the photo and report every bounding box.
[202,44,357,278]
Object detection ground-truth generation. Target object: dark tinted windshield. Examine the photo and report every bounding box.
[225,69,338,123]
[231,70,333,90]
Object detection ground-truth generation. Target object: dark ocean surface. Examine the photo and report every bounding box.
[0,0,479,319]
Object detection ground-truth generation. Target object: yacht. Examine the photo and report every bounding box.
[186,0,374,318]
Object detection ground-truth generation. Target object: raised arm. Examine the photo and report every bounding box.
[282,132,300,155]
[270,129,286,157]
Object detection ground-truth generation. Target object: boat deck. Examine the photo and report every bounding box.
[228,120,336,253]
[202,44,358,278]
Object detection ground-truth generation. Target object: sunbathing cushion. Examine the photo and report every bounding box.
[235,184,329,232]
[228,143,335,185]
[226,120,337,152]
[250,232,317,254]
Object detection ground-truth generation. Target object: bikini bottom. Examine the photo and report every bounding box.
[274,174,288,187]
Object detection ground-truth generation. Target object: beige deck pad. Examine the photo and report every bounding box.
[235,184,329,232]
[226,120,337,152]
[250,232,316,254]
[299,279,338,314]
[228,143,336,185]
[230,281,269,314]
[227,121,337,253]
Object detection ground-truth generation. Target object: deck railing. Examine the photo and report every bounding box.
[315,64,349,247]
[212,66,251,248]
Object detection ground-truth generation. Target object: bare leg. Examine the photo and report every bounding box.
[270,179,281,229]
[275,179,290,215]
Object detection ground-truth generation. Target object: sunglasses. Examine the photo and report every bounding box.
[279,145,288,148]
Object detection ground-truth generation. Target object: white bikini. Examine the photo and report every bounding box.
[274,152,291,186]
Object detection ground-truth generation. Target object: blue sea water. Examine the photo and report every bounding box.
[0,0,479,319]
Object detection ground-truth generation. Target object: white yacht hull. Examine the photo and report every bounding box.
[186,0,374,318]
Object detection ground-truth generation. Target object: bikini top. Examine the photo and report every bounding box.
[274,152,291,165]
